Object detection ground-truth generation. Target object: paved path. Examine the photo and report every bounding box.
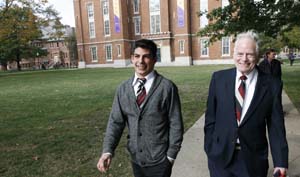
[172,90,300,177]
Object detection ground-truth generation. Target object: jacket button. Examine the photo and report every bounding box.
[139,133,142,136]
[139,149,143,152]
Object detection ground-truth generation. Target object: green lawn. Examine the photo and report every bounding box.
[0,64,299,177]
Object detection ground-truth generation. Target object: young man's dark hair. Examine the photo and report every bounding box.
[265,48,275,56]
[132,39,157,59]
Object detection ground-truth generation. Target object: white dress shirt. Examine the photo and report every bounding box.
[235,68,258,126]
[132,71,156,96]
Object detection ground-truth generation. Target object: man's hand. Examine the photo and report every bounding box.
[97,153,112,172]
[273,167,287,177]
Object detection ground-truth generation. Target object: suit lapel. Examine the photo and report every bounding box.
[227,69,239,126]
[240,71,268,126]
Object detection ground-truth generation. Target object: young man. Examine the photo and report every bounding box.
[97,39,184,177]
[204,31,288,177]
[258,48,282,79]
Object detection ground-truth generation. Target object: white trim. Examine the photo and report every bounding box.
[133,16,141,35]
[133,0,140,14]
[86,2,96,38]
[89,46,98,62]
[200,38,209,57]
[200,0,208,28]
[149,0,161,34]
[179,40,185,54]
[116,44,121,57]
[222,36,231,56]
[102,0,110,36]
[105,44,113,62]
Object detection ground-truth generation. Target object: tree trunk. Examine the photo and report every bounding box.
[16,53,21,71]
[1,63,7,71]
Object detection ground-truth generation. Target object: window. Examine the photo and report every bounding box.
[200,39,209,56]
[104,20,110,36]
[103,0,109,15]
[102,0,110,36]
[179,40,184,54]
[133,0,140,14]
[149,0,160,33]
[156,47,161,62]
[105,44,112,61]
[89,21,95,38]
[87,3,95,38]
[90,46,98,62]
[200,0,208,28]
[87,3,94,18]
[222,0,229,8]
[117,44,121,57]
[222,37,230,56]
[133,16,141,35]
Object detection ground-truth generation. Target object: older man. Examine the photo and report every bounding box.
[204,31,288,177]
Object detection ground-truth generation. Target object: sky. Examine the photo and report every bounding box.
[48,0,75,27]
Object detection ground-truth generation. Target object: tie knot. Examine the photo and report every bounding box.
[138,78,147,85]
[240,75,247,81]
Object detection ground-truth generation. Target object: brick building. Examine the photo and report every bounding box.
[5,25,77,70]
[73,0,234,68]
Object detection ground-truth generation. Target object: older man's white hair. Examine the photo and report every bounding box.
[234,31,260,57]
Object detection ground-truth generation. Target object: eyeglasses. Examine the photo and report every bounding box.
[235,53,256,60]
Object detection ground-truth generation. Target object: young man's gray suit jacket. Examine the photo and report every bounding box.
[102,70,184,167]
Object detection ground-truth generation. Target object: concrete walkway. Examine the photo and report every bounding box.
[172,90,300,177]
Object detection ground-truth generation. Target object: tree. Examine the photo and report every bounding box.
[259,34,284,56]
[198,0,300,43]
[0,0,63,71]
[282,26,300,49]
[65,28,78,66]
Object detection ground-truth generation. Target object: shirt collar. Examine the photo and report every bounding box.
[132,70,155,86]
[236,67,257,83]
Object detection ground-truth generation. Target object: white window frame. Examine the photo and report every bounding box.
[87,3,94,18]
[149,0,161,33]
[200,38,209,57]
[222,37,230,56]
[179,40,185,54]
[133,0,140,14]
[133,16,141,35]
[102,0,110,36]
[89,21,95,38]
[116,44,121,57]
[87,3,96,38]
[105,44,113,61]
[200,0,208,28]
[103,0,109,15]
[90,46,98,62]
[104,20,110,36]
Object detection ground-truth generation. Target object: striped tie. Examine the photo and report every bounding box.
[235,75,247,122]
[136,78,147,106]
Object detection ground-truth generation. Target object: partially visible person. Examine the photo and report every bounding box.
[288,52,295,66]
[258,49,282,79]
[97,39,184,177]
[204,31,288,177]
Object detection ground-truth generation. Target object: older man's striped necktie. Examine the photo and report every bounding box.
[235,75,247,122]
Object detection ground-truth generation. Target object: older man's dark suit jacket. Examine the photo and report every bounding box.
[204,67,288,176]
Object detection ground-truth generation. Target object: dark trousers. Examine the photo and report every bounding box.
[131,158,172,177]
[208,150,251,177]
